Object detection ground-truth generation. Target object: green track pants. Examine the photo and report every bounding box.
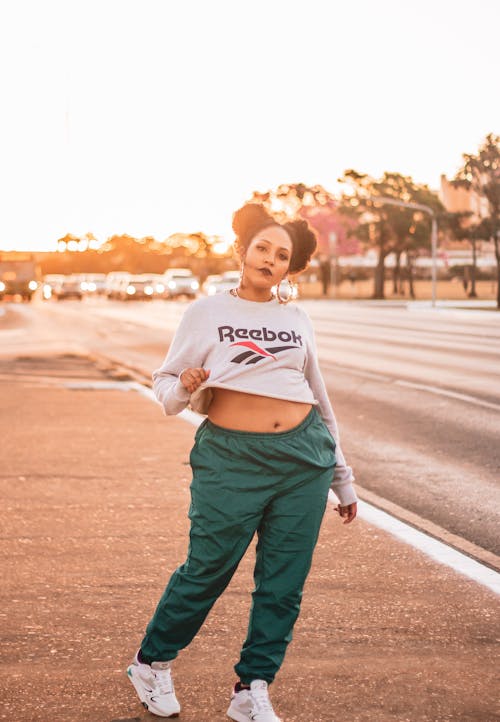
[140,406,336,684]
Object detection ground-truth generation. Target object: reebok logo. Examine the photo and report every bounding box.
[218,325,302,365]
[218,325,303,346]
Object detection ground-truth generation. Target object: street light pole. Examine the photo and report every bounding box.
[431,216,437,307]
[365,196,438,307]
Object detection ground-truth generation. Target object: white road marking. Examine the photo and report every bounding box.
[323,362,500,411]
[62,378,500,597]
[351,496,500,596]
[394,379,500,412]
[127,382,156,402]
[406,300,499,318]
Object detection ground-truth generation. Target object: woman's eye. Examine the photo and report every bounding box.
[280,255,289,261]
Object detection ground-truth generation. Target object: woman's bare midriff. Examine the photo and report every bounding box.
[207,388,313,432]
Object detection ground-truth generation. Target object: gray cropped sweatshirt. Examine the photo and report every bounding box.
[152,291,357,506]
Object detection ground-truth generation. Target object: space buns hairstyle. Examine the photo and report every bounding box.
[232,203,317,275]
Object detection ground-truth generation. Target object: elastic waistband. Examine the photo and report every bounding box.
[203,406,319,440]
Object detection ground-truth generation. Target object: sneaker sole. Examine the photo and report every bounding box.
[227,702,282,722]
[127,665,180,718]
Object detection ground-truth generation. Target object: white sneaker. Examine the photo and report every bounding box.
[227,680,282,722]
[127,651,181,718]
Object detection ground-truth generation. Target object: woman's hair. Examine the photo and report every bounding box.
[232,203,317,275]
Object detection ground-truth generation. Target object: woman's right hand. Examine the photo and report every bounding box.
[180,368,210,394]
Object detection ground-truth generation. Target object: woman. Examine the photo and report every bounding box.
[127,203,357,721]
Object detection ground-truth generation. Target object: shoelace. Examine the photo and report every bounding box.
[153,667,174,695]
[250,686,274,715]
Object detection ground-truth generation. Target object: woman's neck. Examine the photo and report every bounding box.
[236,283,274,303]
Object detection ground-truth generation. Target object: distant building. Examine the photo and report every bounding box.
[299,201,361,256]
[439,174,489,221]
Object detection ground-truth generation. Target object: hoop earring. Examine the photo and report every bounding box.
[276,277,296,304]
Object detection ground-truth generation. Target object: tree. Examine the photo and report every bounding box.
[443,210,482,297]
[452,133,500,308]
[338,170,444,299]
[56,233,80,250]
[250,183,333,220]
[96,234,168,273]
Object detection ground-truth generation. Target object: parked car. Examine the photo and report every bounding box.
[42,274,65,300]
[202,274,223,295]
[162,269,200,299]
[80,273,107,296]
[53,276,83,300]
[105,273,131,299]
[120,274,156,301]
[202,270,240,295]
[0,253,41,301]
[144,273,171,298]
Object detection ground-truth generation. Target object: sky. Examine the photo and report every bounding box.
[0,0,498,252]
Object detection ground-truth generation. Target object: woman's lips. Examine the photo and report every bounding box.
[259,268,273,277]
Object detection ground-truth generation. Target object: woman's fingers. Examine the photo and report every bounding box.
[335,502,357,524]
[180,368,210,392]
[343,502,357,524]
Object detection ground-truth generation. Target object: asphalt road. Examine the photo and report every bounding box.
[2,296,499,556]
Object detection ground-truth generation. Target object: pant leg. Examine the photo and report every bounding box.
[235,417,335,683]
[140,423,269,662]
[140,500,258,661]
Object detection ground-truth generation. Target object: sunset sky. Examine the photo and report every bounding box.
[0,0,498,251]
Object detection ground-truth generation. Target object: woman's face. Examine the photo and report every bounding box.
[241,225,293,290]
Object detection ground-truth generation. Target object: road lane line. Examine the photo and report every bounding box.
[62,378,500,597]
[393,379,500,412]
[322,362,500,411]
[322,364,394,383]
[356,485,500,572]
[353,497,500,596]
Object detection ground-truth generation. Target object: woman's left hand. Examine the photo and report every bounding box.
[335,502,357,524]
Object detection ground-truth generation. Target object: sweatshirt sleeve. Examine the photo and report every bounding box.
[152,300,209,415]
[301,310,358,507]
